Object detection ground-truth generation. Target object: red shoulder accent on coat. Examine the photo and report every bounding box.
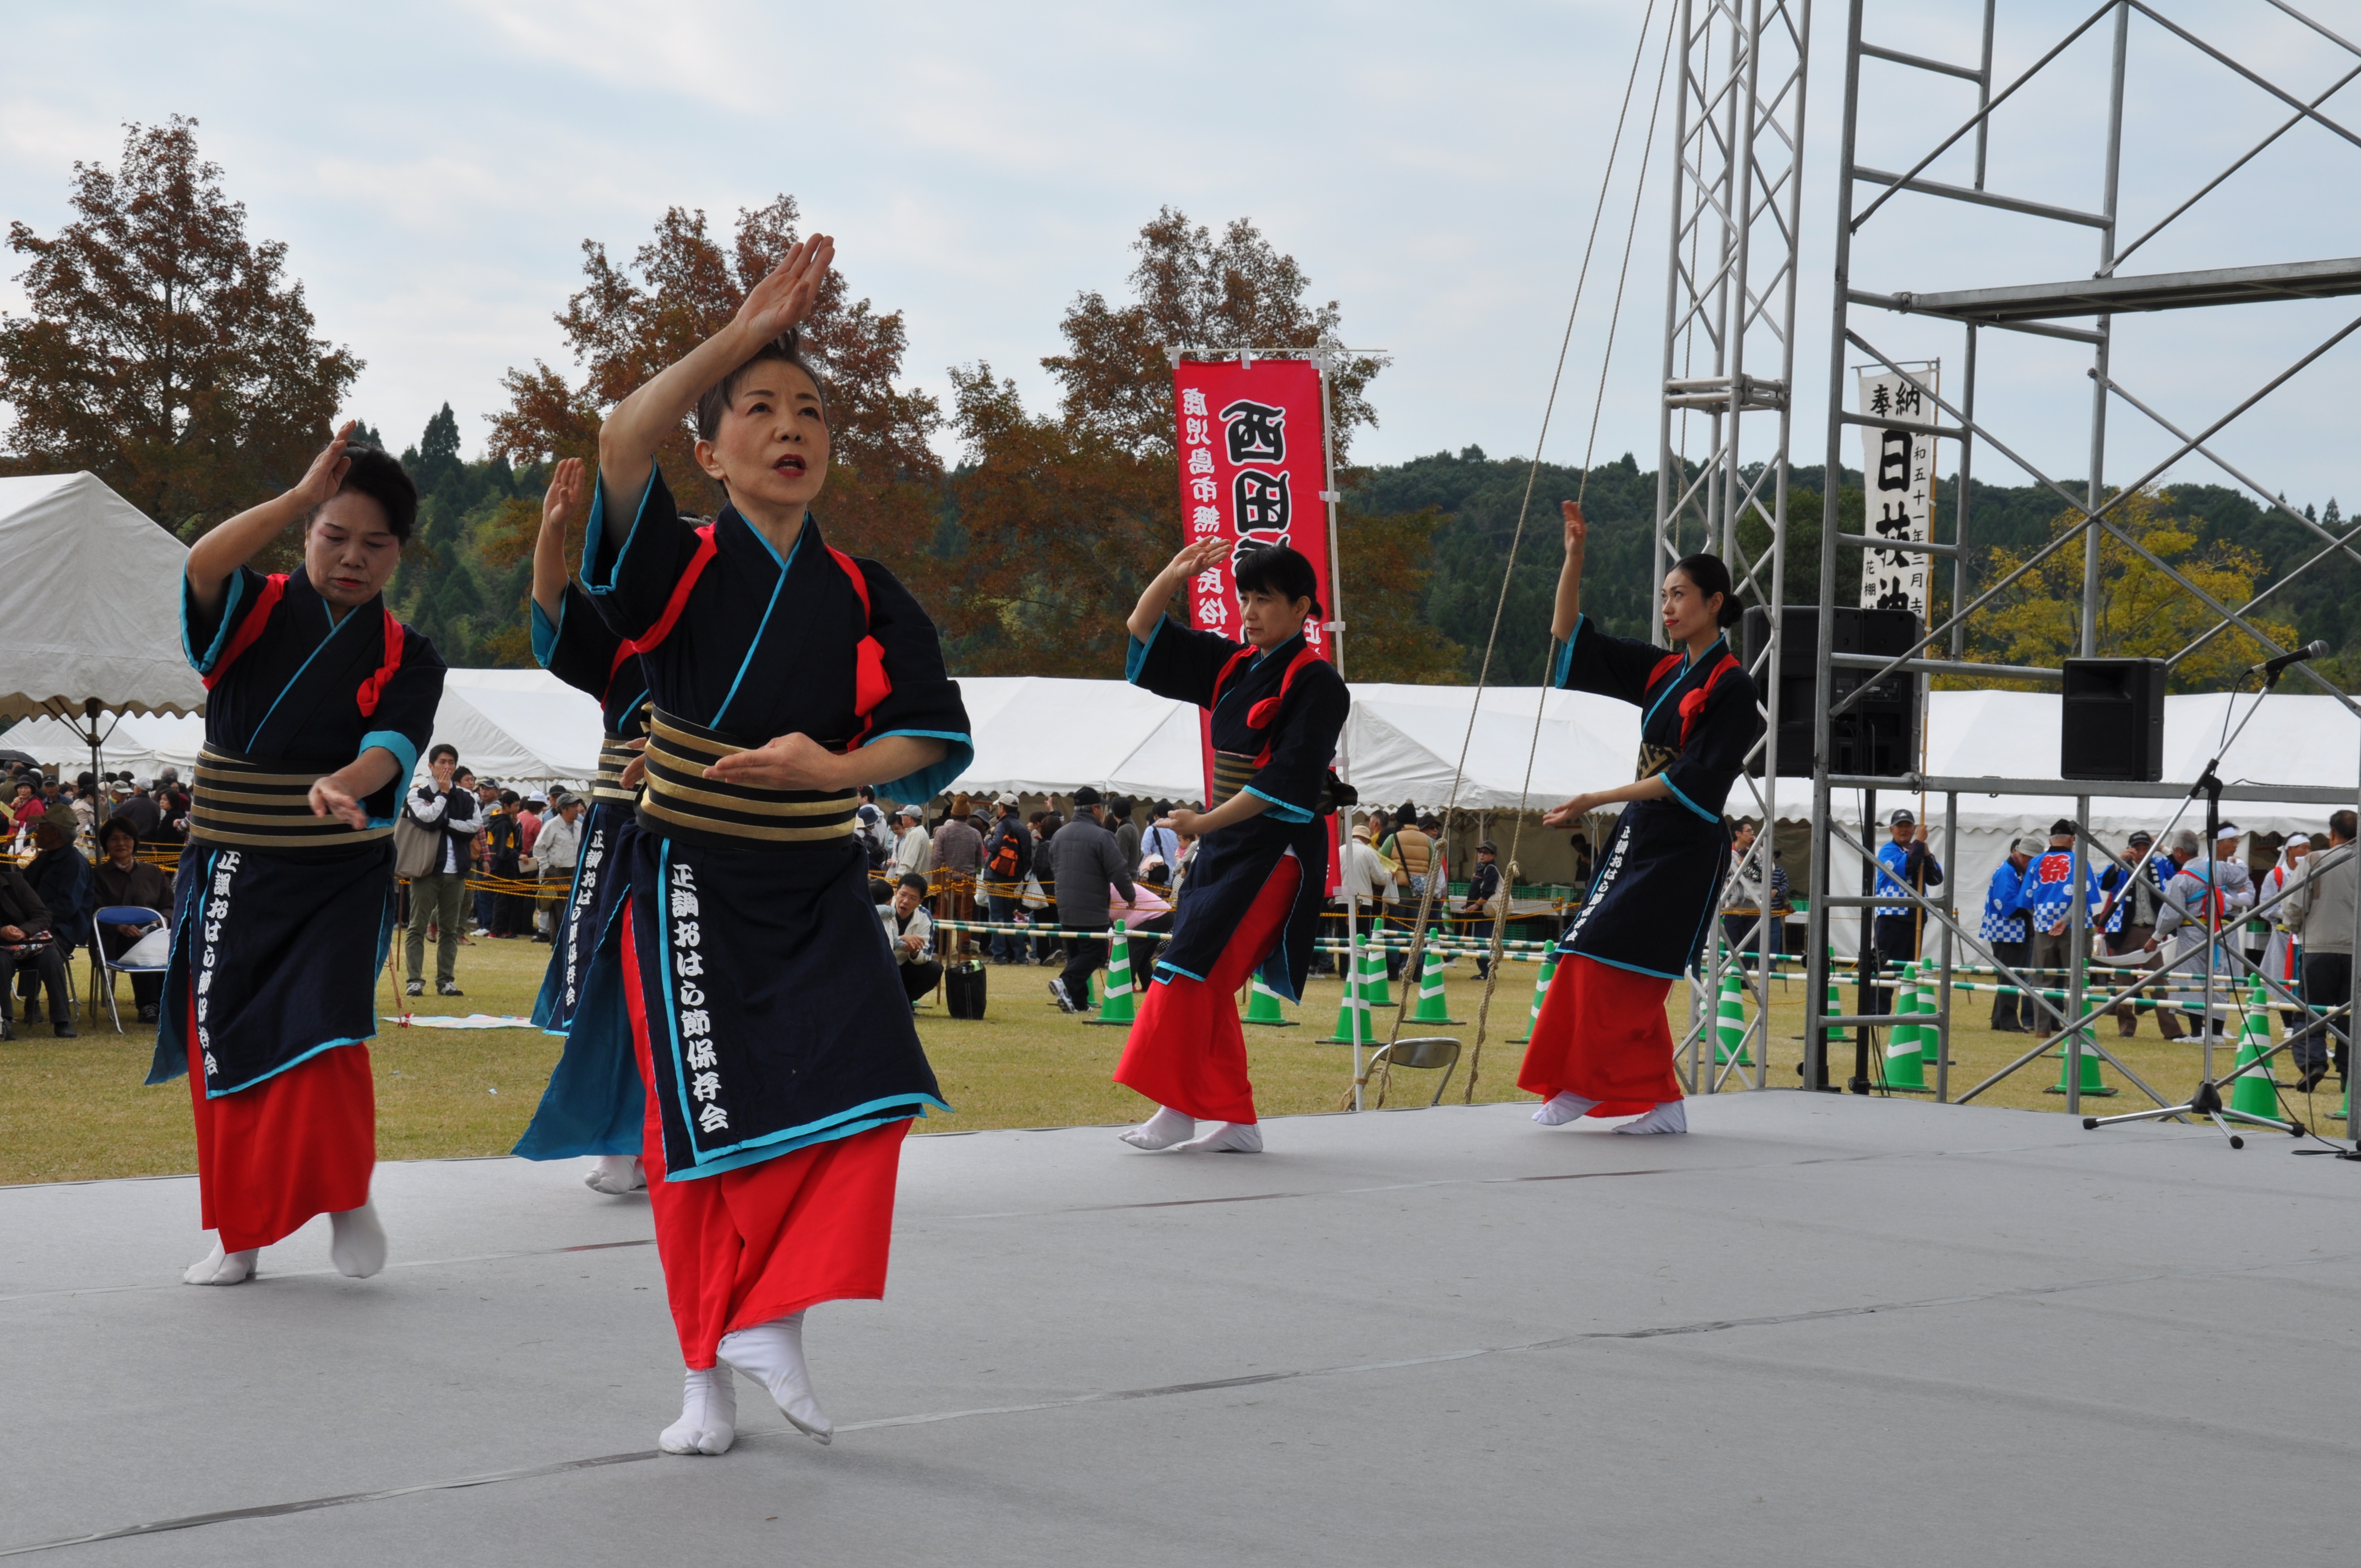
[355,612,405,718]
[824,546,893,745]
[200,573,289,690]
[610,525,718,677]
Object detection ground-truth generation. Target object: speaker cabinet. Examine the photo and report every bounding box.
[2060,658,2167,782]
[1740,606,1922,778]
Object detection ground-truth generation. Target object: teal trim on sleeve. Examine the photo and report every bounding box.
[182,570,247,674]
[360,729,419,792]
[1245,785,1315,823]
[582,471,661,595]
[1662,774,1717,823]
[1551,616,1583,689]
[530,596,561,667]
[870,731,973,803]
[1125,618,1167,685]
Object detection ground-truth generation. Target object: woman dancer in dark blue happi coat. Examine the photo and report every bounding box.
[580,236,971,1457]
[512,457,653,1197]
[1519,502,1761,1135]
[1114,539,1349,1154]
[159,429,447,1284]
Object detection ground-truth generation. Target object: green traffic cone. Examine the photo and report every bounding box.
[1245,971,1297,1027]
[1363,919,1396,1007]
[1824,954,1848,1046]
[1715,965,1752,1066]
[2228,976,2279,1118]
[1511,951,1557,1044]
[1407,944,1464,1024]
[1091,927,1136,1026]
[1321,941,1378,1044]
[2047,994,2115,1097]
[1883,962,1925,1090]
[1918,967,1944,1065]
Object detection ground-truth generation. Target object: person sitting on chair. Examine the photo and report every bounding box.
[0,846,74,1038]
[93,816,175,1023]
[881,873,943,1006]
[21,813,91,1023]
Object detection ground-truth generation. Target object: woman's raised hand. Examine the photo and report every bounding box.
[290,421,357,510]
[1165,536,1229,584]
[1562,499,1587,552]
[542,456,586,531]
[735,235,836,341]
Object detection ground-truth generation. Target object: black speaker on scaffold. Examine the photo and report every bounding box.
[2059,658,2167,782]
[1740,606,1921,778]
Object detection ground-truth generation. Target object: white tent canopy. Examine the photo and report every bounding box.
[0,472,206,720]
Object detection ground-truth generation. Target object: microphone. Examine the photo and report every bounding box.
[2257,640,2331,679]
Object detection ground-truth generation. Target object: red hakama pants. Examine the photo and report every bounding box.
[622,905,905,1370]
[186,1038,376,1254]
[1515,954,1683,1117]
[1113,856,1303,1124]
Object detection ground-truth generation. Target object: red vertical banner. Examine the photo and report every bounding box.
[1169,357,1336,812]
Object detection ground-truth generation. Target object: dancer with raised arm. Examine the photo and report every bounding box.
[513,456,653,1196]
[161,427,447,1283]
[581,236,971,1456]
[1114,539,1350,1154]
[1520,501,1761,1135]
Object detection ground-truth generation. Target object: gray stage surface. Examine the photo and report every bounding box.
[4,1092,2357,1564]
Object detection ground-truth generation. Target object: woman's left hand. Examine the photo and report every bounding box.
[1156,808,1201,835]
[309,775,369,830]
[705,732,846,792]
[1542,793,1596,828]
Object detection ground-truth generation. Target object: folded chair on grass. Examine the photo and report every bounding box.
[1369,1036,1462,1106]
[90,905,168,1034]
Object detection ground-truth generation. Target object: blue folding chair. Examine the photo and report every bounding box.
[91,905,168,1033]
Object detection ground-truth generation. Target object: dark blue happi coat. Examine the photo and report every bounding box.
[150,568,445,1096]
[516,582,650,1159]
[558,466,972,1180]
[1124,620,1348,1001]
[1550,616,1760,980]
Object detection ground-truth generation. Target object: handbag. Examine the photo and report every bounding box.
[1021,871,1050,910]
[945,961,988,1020]
[393,804,441,880]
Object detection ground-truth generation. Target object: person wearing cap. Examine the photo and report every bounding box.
[1981,839,2039,1032]
[531,792,586,945]
[2020,819,2103,997]
[1045,787,1134,1014]
[1459,841,1505,979]
[930,793,985,957]
[2096,830,2183,1039]
[891,803,934,885]
[2144,824,2255,1044]
[1870,808,1944,1010]
[981,792,1031,965]
[1114,540,1348,1154]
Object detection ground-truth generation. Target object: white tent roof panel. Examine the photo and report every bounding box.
[0,472,208,720]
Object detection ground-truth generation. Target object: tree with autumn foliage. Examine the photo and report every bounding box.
[486,196,942,586]
[940,208,1461,681]
[0,117,360,544]
[1963,487,2299,690]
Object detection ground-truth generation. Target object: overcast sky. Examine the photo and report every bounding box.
[5,1,2361,514]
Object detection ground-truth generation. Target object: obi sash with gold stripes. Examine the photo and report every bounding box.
[591,734,639,805]
[1211,750,1345,817]
[637,709,857,847]
[191,746,393,852]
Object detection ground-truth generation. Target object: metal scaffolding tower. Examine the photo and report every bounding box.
[1802,0,2361,1129]
[1658,0,1813,1090]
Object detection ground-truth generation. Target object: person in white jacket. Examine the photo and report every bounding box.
[890,804,934,883]
[532,793,587,942]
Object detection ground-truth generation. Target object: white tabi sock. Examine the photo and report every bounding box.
[1613,1100,1689,1135]
[1531,1091,1600,1126]
[659,1365,737,1456]
[585,1155,646,1195]
[719,1313,832,1444]
[182,1238,258,1286]
[1119,1106,1196,1150]
[328,1200,388,1278]
[1174,1120,1264,1154]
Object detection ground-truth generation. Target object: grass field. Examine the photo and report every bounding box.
[0,937,2343,1187]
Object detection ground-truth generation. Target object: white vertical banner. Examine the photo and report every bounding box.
[1857,366,1938,613]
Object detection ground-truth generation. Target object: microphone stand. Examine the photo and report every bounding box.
[2084,666,2308,1147]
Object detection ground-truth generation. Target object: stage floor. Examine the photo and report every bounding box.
[3,1092,2357,1565]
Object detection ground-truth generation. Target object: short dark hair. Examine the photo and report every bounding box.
[897,872,929,895]
[1671,553,1745,629]
[2333,809,2358,841]
[330,447,418,543]
[99,816,139,850]
[455,767,475,784]
[857,785,875,802]
[1232,543,1322,618]
[428,743,458,765]
[694,330,829,443]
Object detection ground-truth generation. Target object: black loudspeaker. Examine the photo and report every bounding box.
[1740,606,1922,777]
[2060,658,2167,782]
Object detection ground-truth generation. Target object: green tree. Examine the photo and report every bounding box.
[0,117,360,537]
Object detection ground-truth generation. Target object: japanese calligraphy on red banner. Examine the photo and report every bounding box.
[1171,357,1335,657]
